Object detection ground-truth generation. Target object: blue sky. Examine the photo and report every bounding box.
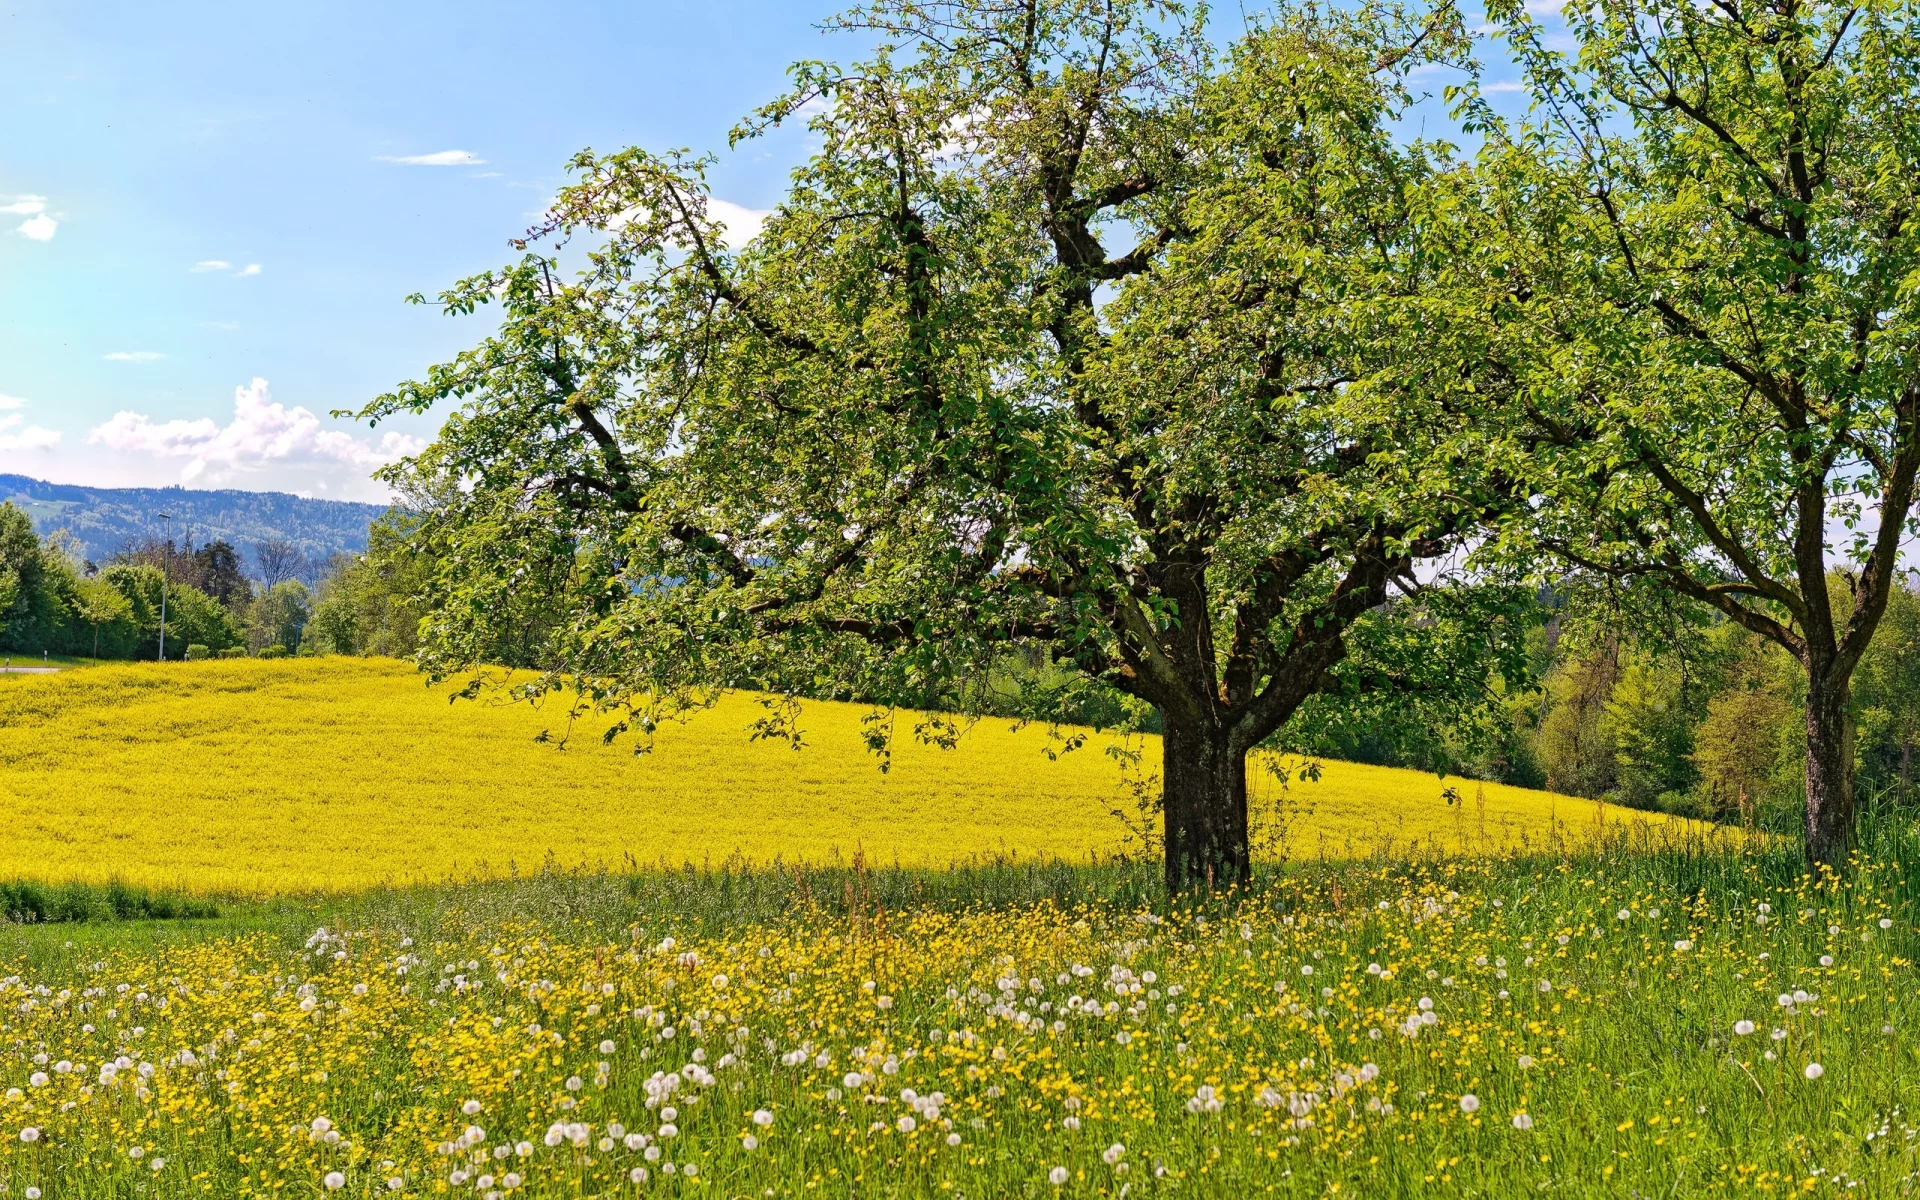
[0,1,1535,502]
[0,0,847,500]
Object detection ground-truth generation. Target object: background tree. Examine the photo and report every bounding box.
[191,540,254,610]
[360,0,1531,891]
[71,576,135,661]
[249,580,311,654]
[1468,0,1920,863]
[0,502,72,653]
[1853,581,1920,801]
[307,513,431,657]
[99,565,242,659]
[253,538,305,591]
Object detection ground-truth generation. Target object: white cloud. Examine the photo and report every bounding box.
[103,351,166,363]
[377,149,485,166]
[88,377,425,488]
[708,198,770,250]
[16,214,57,241]
[237,263,262,277]
[607,196,770,251]
[0,195,47,216]
[0,396,61,452]
[190,259,232,272]
[1482,80,1530,94]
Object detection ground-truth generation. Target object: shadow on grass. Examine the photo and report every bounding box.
[7,800,1915,952]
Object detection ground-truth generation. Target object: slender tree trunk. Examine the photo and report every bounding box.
[1161,717,1250,892]
[1803,666,1855,867]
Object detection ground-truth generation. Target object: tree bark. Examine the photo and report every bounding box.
[1803,667,1855,867]
[1161,716,1250,892]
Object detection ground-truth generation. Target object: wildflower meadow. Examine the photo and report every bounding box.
[3,821,1918,1197]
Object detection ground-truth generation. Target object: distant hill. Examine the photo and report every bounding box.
[0,474,388,568]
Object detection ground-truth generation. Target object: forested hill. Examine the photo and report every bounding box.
[0,474,387,565]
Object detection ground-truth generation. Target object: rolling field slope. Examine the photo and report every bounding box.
[0,659,1698,893]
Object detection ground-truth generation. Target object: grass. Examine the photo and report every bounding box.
[0,652,90,674]
[0,879,217,925]
[0,658,1697,896]
[0,821,1916,1197]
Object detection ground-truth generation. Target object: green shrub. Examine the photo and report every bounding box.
[184,644,212,661]
[1654,789,1708,820]
[0,879,216,923]
[217,646,247,659]
[256,645,289,659]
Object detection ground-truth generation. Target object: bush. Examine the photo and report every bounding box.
[184,644,211,661]
[217,646,247,659]
[1654,789,1709,820]
[0,879,217,923]
[256,645,288,659]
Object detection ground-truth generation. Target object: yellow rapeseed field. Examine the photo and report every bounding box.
[0,659,1692,895]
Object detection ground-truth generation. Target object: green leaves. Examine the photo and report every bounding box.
[365,0,1529,886]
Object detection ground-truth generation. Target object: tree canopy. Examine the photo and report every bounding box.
[362,0,1535,890]
[1454,0,1920,862]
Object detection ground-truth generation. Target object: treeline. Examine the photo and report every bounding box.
[1299,582,1920,833]
[0,501,417,661]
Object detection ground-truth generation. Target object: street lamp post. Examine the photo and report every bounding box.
[157,512,173,662]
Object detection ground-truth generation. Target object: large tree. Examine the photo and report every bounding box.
[1466,0,1920,863]
[361,0,1525,890]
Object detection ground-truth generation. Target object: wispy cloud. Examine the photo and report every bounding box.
[1482,80,1530,94]
[103,351,166,363]
[0,196,46,216]
[377,149,485,166]
[0,395,61,452]
[89,377,424,486]
[189,260,261,277]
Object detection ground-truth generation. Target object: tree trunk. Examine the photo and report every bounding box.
[1803,669,1855,867]
[1161,717,1250,892]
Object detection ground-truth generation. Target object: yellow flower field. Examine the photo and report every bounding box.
[0,659,1696,895]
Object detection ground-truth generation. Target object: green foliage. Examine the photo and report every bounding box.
[0,879,217,924]
[1536,644,1621,800]
[184,644,211,661]
[1853,581,1920,800]
[256,645,288,660]
[249,579,311,654]
[303,512,428,658]
[99,564,243,660]
[0,501,70,653]
[1464,0,1920,860]
[1603,658,1698,811]
[358,0,1527,888]
[69,576,135,659]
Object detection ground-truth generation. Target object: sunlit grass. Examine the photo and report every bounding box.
[1,842,1914,1197]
